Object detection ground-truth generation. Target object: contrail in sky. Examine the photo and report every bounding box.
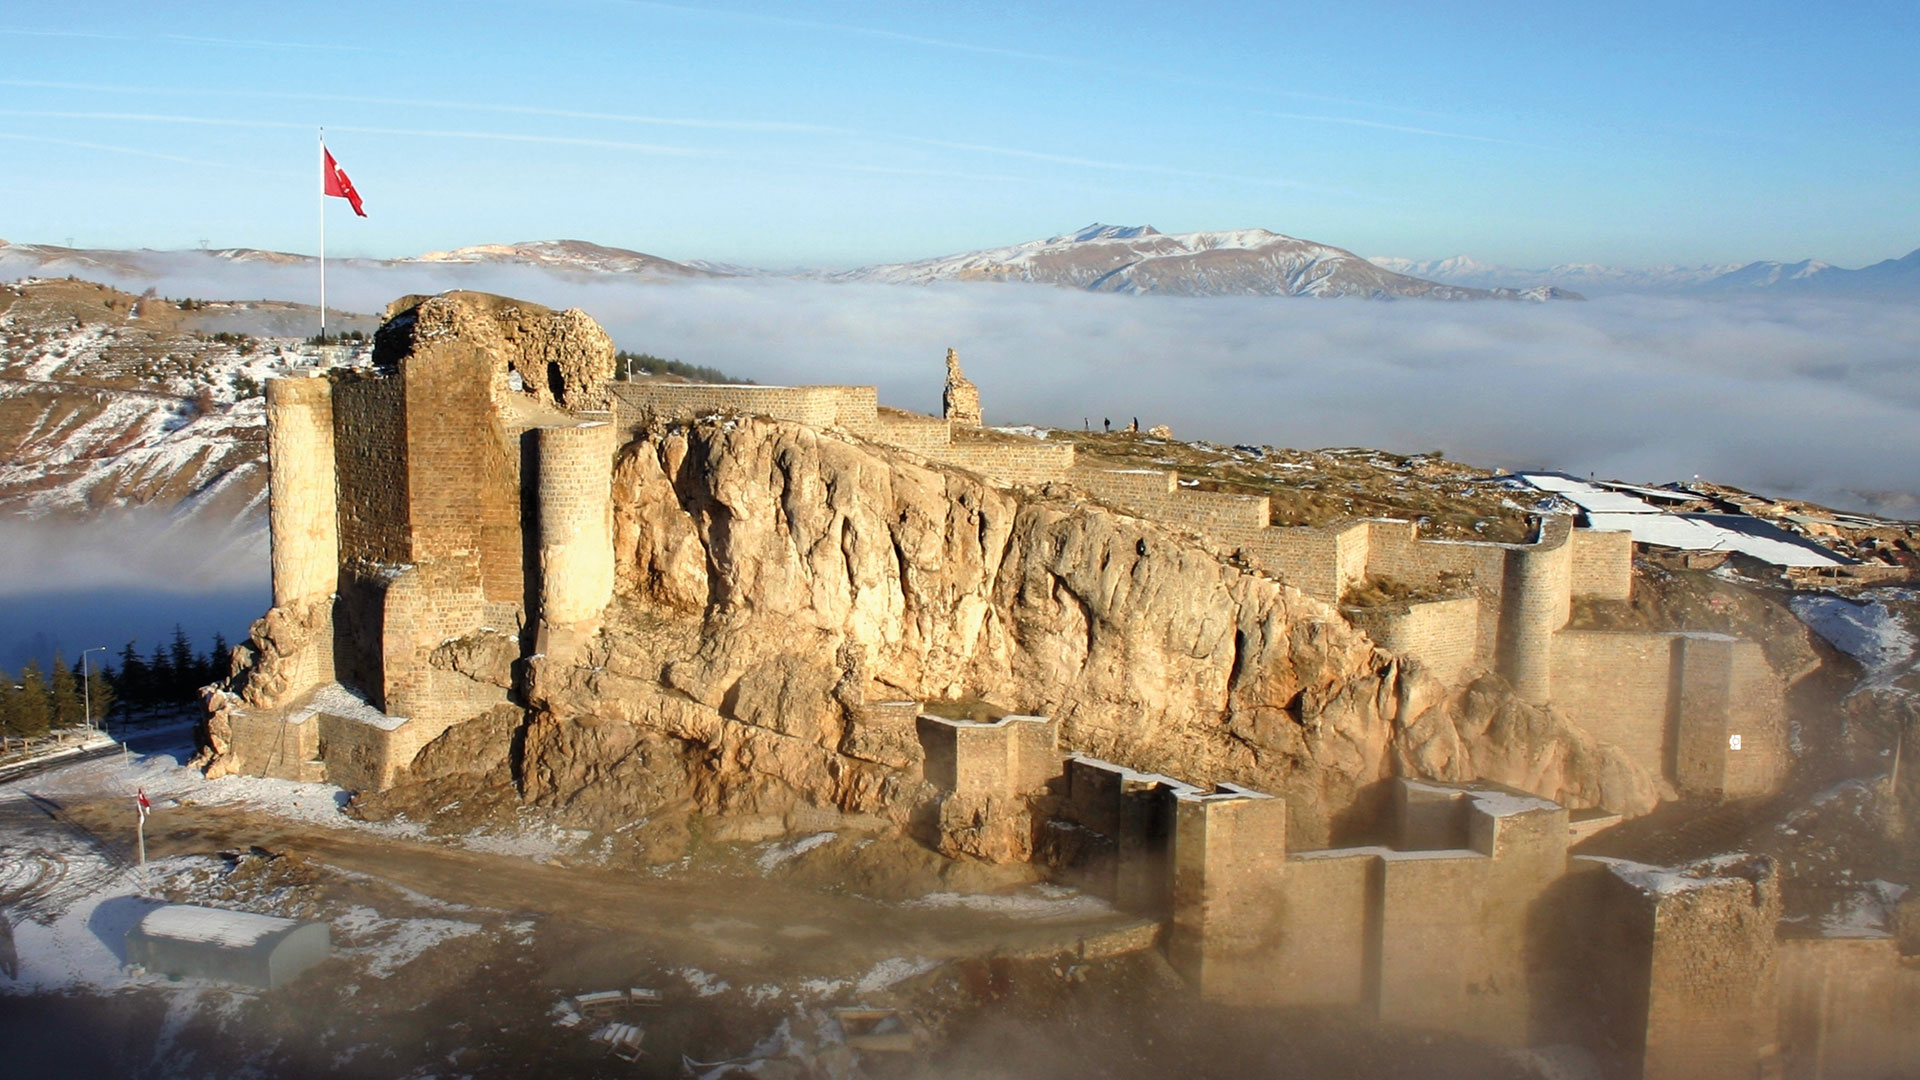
[0,110,703,155]
[0,131,246,169]
[606,0,1490,124]
[1260,111,1536,148]
[0,27,375,52]
[0,92,1323,194]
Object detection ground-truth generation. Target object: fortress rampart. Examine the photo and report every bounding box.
[239,324,1790,806]
[915,709,1838,1077]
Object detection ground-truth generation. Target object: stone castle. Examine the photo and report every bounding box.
[200,291,1913,1078]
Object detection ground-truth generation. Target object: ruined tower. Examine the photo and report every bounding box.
[942,347,982,426]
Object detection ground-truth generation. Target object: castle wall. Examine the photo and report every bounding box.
[1640,869,1781,1080]
[331,373,410,565]
[921,441,1075,487]
[265,377,339,610]
[1720,641,1788,798]
[1565,857,1783,1080]
[608,382,878,433]
[332,564,395,710]
[862,413,953,454]
[915,713,1060,798]
[223,710,321,782]
[1777,937,1920,1080]
[535,421,617,644]
[1240,525,1350,601]
[1551,631,1680,779]
[1165,787,1289,1002]
[316,711,400,792]
[1570,529,1634,600]
[1345,596,1480,686]
[1375,849,1491,1031]
[1272,849,1382,1010]
[1498,517,1575,703]
[1059,757,1198,917]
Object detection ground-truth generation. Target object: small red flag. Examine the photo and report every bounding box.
[136,788,151,821]
[323,147,367,217]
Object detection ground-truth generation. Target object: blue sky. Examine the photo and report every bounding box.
[1,1,1915,268]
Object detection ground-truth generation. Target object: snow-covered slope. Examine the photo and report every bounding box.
[831,224,1573,300]
[406,239,722,279]
[0,278,366,540]
[1368,255,1741,297]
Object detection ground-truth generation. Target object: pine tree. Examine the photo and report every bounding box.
[209,632,232,683]
[86,665,117,725]
[148,643,174,706]
[115,641,149,711]
[0,670,18,744]
[169,625,196,698]
[48,655,82,729]
[13,660,50,738]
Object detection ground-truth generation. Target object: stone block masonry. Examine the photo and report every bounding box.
[1345,596,1479,687]
[915,713,1060,797]
[535,419,616,657]
[265,376,338,610]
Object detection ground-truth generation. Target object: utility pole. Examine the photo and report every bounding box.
[80,645,107,737]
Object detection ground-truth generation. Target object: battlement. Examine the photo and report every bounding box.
[914,712,1061,797]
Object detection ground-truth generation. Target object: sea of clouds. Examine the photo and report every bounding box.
[10,248,1920,518]
[7,250,1917,665]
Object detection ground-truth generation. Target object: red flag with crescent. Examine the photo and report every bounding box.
[323,147,366,217]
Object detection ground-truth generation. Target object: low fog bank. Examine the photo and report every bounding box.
[0,514,268,669]
[0,514,266,596]
[10,250,1918,514]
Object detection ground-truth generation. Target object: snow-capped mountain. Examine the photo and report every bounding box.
[1370,247,1920,299]
[1366,256,1741,297]
[832,224,1577,301]
[406,239,721,279]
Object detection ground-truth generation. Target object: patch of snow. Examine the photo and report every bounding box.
[1791,593,1916,680]
[902,883,1108,921]
[854,955,938,994]
[676,967,731,997]
[331,906,481,978]
[755,831,837,872]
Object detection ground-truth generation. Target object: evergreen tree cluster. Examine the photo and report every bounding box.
[0,653,114,741]
[612,350,747,385]
[108,625,231,716]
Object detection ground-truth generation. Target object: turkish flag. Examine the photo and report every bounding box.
[323,147,367,217]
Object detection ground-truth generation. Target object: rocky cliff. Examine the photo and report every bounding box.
[509,411,1658,851]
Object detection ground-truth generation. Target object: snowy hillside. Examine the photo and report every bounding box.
[826,224,1574,301]
[0,278,368,537]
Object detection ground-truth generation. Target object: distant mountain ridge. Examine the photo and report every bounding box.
[826,223,1578,301]
[6,231,1915,300]
[1369,247,1920,299]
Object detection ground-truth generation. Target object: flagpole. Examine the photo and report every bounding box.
[319,126,326,343]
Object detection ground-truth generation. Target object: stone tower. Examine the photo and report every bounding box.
[942,347,982,426]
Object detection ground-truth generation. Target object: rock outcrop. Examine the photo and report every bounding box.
[516,413,1659,848]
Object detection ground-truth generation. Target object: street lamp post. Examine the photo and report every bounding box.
[80,646,108,736]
